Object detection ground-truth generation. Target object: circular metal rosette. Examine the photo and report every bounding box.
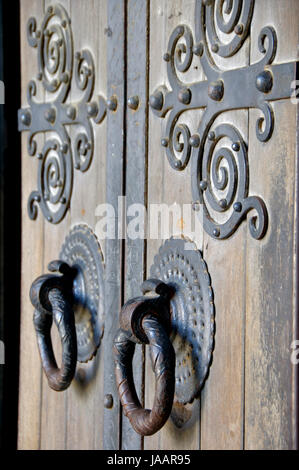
[60,224,104,363]
[150,237,215,405]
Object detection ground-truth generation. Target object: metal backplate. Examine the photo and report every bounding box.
[150,237,215,405]
[60,224,105,363]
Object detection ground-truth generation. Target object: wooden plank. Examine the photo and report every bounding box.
[145,0,203,451]
[18,0,45,450]
[65,0,106,450]
[103,0,126,450]
[121,0,149,451]
[245,0,299,450]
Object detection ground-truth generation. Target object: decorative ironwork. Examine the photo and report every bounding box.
[150,237,215,405]
[18,4,107,224]
[150,0,297,240]
[60,224,105,363]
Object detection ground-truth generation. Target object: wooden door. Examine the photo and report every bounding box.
[18,0,298,450]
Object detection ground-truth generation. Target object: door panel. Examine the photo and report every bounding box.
[18,0,298,450]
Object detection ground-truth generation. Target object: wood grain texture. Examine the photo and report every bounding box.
[18,0,45,450]
[245,0,299,450]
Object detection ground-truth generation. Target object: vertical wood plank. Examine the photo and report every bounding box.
[65,0,106,450]
[121,0,149,451]
[18,0,45,450]
[103,0,126,450]
[245,0,299,449]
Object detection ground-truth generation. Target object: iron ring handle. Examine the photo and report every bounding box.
[30,260,77,391]
[114,280,175,436]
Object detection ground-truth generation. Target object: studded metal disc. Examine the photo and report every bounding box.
[60,224,104,363]
[150,237,215,405]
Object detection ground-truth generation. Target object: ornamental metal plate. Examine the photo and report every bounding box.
[60,224,105,363]
[150,0,298,240]
[18,4,108,224]
[150,237,215,405]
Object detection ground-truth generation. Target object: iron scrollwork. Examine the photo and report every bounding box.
[18,4,107,224]
[150,0,297,240]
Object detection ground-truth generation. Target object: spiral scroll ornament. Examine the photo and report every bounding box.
[150,0,298,240]
[19,4,107,224]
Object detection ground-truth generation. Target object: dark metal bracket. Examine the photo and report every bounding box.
[18,4,111,224]
[150,0,298,240]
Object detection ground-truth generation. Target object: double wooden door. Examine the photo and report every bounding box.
[18,0,298,450]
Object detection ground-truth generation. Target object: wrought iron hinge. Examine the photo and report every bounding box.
[18,4,116,224]
[150,0,298,240]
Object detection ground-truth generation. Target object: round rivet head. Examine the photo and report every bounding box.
[37,152,43,160]
[163,52,170,62]
[47,216,53,222]
[20,111,31,127]
[193,42,204,56]
[234,23,243,35]
[161,138,169,147]
[208,131,215,141]
[199,180,208,191]
[104,394,114,409]
[189,134,200,148]
[61,72,69,83]
[60,196,66,204]
[149,91,164,111]
[34,194,41,202]
[208,80,224,101]
[192,201,201,212]
[47,6,53,14]
[177,26,184,36]
[233,202,242,212]
[232,142,240,152]
[127,95,139,110]
[213,228,220,237]
[211,43,219,53]
[75,52,81,61]
[37,72,43,81]
[60,143,68,154]
[44,107,56,124]
[256,70,273,93]
[178,87,191,105]
[66,105,76,120]
[107,96,117,111]
[219,198,227,209]
[62,20,67,28]
[87,102,98,117]
[174,160,182,169]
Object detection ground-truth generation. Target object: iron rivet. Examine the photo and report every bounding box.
[87,102,98,117]
[149,91,164,111]
[127,95,139,110]
[189,134,200,148]
[85,142,91,151]
[208,80,224,101]
[37,72,42,81]
[161,138,169,147]
[211,43,219,53]
[60,143,68,154]
[62,20,67,28]
[104,394,114,409]
[163,52,170,62]
[219,198,227,209]
[256,70,273,93]
[107,96,117,111]
[47,216,53,222]
[174,160,182,169]
[60,196,66,204]
[232,142,240,151]
[178,87,191,105]
[177,26,184,35]
[75,52,81,61]
[213,228,220,237]
[61,72,69,83]
[37,153,43,160]
[193,42,204,56]
[192,201,201,212]
[20,111,31,126]
[234,24,243,35]
[208,131,215,141]
[74,162,80,170]
[47,6,53,14]
[44,107,56,124]
[34,195,41,202]
[199,180,207,191]
[66,106,76,120]
[233,202,242,212]
[36,30,41,39]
